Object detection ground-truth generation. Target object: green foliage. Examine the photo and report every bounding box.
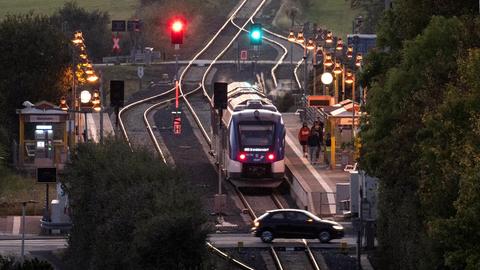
[62,139,210,270]
[0,13,70,141]
[0,254,53,269]
[360,14,480,269]
[423,49,480,270]
[50,1,110,61]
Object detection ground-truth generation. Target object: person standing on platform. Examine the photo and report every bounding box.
[311,120,324,162]
[298,122,310,157]
[307,131,321,164]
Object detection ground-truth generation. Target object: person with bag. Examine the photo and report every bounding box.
[298,122,310,157]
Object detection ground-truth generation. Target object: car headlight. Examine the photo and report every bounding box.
[333,225,343,230]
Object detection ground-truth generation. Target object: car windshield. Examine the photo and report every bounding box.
[239,123,274,147]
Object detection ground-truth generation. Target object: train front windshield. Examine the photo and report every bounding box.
[238,123,274,147]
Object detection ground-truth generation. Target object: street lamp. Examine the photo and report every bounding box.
[335,38,344,51]
[19,200,38,260]
[346,45,354,59]
[332,61,343,103]
[355,53,363,67]
[325,31,334,44]
[345,70,356,142]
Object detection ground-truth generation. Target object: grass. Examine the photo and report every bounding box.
[304,0,362,38]
[0,173,56,216]
[0,0,140,19]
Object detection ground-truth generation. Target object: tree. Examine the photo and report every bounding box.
[50,1,110,61]
[62,139,210,269]
[360,15,474,269]
[0,13,70,144]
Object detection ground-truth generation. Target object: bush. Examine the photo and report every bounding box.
[62,139,210,269]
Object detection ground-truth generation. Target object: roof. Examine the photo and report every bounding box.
[17,101,67,115]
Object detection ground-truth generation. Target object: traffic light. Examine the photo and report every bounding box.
[249,23,262,45]
[170,18,185,45]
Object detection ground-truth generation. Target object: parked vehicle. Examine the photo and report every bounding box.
[251,209,344,243]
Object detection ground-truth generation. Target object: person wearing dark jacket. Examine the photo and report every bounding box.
[307,131,321,164]
[311,121,324,160]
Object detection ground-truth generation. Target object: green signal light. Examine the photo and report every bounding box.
[249,23,262,45]
[251,30,261,40]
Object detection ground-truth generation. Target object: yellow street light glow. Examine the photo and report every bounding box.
[306,39,315,50]
[72,31,84,44]
[59,96,69,111]
[79,53,88,59]
[333,62,343,74]
[85,69,94,75]
[80,90,92,104]
[321,72,333,85]
[324,53,334,67]
[325,31,333,44]
[93,102,101,112]
[347,45,354,59]
[287,31,296,42]
[336,38,344,51]
[345,71,354,84]
[296,31,305,44]
[87,74,99,82]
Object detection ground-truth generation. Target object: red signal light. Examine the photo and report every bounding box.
[170,17,185,45]
[171,20,184,33]
[239,153,246,161]
[267,153,275,161]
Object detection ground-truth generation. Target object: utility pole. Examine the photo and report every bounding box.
[99,75,104,144]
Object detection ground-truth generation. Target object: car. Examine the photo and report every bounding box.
[251,209,344,243]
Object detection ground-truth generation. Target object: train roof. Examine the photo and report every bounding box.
[227,82,276,112]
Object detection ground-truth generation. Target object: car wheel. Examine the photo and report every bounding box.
[260,230,274,243]
[319,230,331,243]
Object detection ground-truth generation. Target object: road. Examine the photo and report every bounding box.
[0,233,356,256]
[0,238,67,255]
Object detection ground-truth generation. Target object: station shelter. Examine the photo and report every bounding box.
[17,101,69,170]
[313,99,361,169]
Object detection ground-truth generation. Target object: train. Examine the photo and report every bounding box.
[212,82,285,187]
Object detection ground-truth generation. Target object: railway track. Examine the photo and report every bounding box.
[116,0,316,268]
[235,186,322,270]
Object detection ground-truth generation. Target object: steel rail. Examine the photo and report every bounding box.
[173,0,260,147]
[261,27,304,90]
[118,86,175,149]
[229,18,288,89]
[206,242,255,270]
[234,186,284,270]
[118,0,251,150]
[272,192,321,270]
[177,0,268,148]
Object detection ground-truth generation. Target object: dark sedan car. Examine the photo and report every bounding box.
[251,209,344,243]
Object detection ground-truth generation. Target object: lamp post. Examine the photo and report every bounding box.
[20,200,38,261]
[345,70,356,143]
[287,31,296,91]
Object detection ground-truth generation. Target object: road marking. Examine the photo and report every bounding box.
[12,216,20,235]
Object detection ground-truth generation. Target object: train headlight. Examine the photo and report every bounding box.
[267,153,275,161]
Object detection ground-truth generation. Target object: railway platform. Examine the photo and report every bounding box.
[282,113,351,217]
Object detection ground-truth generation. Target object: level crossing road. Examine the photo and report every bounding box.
[0,233,355,256]
[0,238,67,255]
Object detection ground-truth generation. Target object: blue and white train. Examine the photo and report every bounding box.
[212,82,285,187]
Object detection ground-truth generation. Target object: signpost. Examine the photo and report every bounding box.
[213,82,228,215]
[37,167,56,223]
[240,50,248,61]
